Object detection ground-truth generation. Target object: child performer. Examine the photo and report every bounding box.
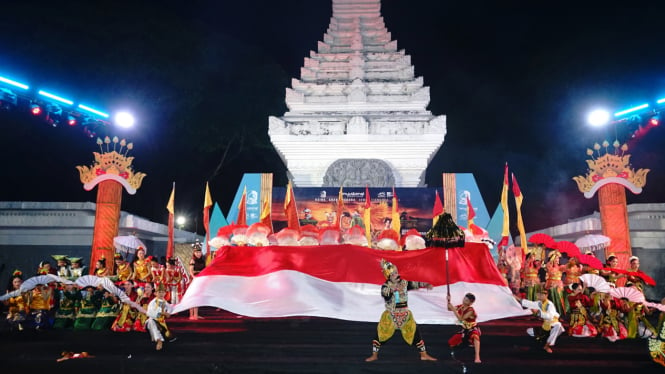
[145,283,175,351]
[447,293,481,363]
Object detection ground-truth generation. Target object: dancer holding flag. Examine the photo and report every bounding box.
[448,293,482,363]
[365,259,437,362]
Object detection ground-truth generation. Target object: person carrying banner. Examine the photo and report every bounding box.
[447,293,481,363]
[365,259,437,362]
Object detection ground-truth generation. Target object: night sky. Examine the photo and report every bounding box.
[1,0,664,235]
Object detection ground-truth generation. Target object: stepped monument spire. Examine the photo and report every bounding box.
[268,0,446,187]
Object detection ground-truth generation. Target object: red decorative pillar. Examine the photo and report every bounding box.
[597,183,632,269]
[89,180,123,274]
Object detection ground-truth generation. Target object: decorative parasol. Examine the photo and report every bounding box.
[528,233,555,248]
[19,274,64,292]
[113,235,146,262]
[609,287,645,303]
[579,253,604,269]
[553,241,582,258]
[628,271,657,286]
[579,273,611,293]
[575,234,611,253]
[0,289,21,302]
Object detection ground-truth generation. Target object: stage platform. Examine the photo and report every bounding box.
[0,307,658,373]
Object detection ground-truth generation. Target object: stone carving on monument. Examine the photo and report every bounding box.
[268,0,446,188]
[573,140,649,270]
[323,159,395,187]
[76,136,146,274]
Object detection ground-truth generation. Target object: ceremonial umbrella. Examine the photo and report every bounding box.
[113,235,146,262]
[553,240,582,258]
[628,271,657,286]
[575,234,611,253]
[609,286,645,303]
[528,233,555,248]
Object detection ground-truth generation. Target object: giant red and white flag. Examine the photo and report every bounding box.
[172,242,528,324]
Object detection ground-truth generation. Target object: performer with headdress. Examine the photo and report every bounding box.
[545,251,566,316]
[600,254,623,287]
[133,282,155,332]
[625,256,647,293]
[145,283,175,351]
[111,280,138,332]
[3,270,27,331]
[113,253,132,282]
[68,258,86,280]
[94,257,109,277]
[365,259,437,362]
[566,283,598,338]
[164,258,184,304]
[52,255,71,279]
[131,246,151,286]
[53,281,81,329]
[188,241,206,320]
[522,253,543,301]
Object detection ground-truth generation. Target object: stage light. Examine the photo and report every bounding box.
[614,103,649,117]
[657,98,665,104]
[31,104,42,116]
[587,109,610,127]
[0,76,29,90]
[0,87,17,110]
[38,90,73,106]
[648,115,660,126]
[45,103,63,126]
[67,114,77,126]
[114,111,135,128]
[78,104,109,118]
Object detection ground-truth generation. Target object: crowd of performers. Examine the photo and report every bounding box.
[1,243,206,351]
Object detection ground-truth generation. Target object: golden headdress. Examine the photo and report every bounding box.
[380,259,398,279]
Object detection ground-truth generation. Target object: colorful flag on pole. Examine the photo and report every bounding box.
[498,163,510,247]
[166,182,175,259]
[203,182,213,263]
[260,194,273,233]
[284,181,300,231]
[432,189,444,226]
[363,185,372,245]
[391,186,401,241]
[337,185,344,230]
[237,186,247,226]
[512,173,528,251]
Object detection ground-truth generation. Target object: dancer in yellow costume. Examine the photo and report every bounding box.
[365,259,437,362]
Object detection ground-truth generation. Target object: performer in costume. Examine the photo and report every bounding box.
[545,251,566,316]
[3,270,27,331]
[188,242,206,320]
[91,286,119,330]
[522,253,543,301]
[94,257,109,277]
[600,254,623,287]
[625,300,656,339]
[74,285,99,330]
[518,289,565,353]
[566,283,597,337]
[365,259,437,362]
[53,282,81,329]
[164,258,184,304]
[149,256,165,286]
[27,283,53,329]
[113,253,132,282]
[68,258,86,280]
[131,247,152,286]
[625,256,646,293]
[133,282,155,332]
[145,283,175,351]
[53,255,71,279]
[648,298,665,367]
[111,280,138,332]
[447,293,481,363]
[598,292,627,342]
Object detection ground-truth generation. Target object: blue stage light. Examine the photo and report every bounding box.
[0,76,29,90]
[614,103,649,117]
[78,104,109,118]
[38,90,74,106]
[657,98,665,104]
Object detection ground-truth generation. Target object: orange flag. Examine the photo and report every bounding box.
[166,182,175,259]
[498,163,510,247]
[203,182,213,263]
[260,194,273,233]
[466,194,483,235]
[363,185,371,245]
[337,185,345,230]
[391,186,400,241]
[432,189,444,226]
[284,181,300,231]
[237,186,247,226]
[512,173,527,251]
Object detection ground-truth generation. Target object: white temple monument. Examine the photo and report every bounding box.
[269,0,446,187]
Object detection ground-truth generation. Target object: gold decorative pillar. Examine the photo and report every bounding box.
[573,141,649,270]
[77,137,146,274]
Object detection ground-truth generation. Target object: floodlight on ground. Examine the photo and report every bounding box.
[114,111,135,128]
[587,109,610,127]
[0,76,29,90]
